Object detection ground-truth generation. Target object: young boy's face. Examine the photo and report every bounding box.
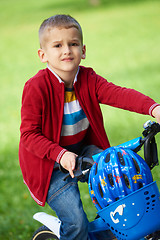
[38,26,86,86]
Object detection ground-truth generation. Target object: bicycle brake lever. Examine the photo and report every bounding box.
[62,168,84,181]
[63,173,71,181]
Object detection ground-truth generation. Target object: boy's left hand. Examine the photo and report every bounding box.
[152,105,160,124]
[60,151,77,178]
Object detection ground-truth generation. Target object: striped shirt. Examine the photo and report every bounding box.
[60,88,90,154]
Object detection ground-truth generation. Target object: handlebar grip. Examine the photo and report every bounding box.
[60,156,94,181]
[142,121,160,169]
[144,136,159,169]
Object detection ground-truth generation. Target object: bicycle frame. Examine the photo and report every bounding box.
[33,204,146,240]
[33,121,160,240]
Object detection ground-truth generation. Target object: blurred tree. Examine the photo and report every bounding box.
[89,0,101,6]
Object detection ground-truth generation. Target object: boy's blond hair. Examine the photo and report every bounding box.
[39,14,83,48]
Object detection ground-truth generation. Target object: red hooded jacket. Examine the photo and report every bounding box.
[19,66,158,206]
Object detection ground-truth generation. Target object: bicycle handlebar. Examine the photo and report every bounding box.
[60,156,94,181]
[141,121,160,169]
[60,121,160,180]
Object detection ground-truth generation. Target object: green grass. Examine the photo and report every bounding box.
[0,0,160,239]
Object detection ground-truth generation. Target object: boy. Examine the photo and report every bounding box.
[19,14,160,239]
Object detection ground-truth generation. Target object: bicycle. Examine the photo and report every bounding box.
[32,120,160,240]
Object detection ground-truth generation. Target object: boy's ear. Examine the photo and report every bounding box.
[82,45,86,59]
[38,48,47,63]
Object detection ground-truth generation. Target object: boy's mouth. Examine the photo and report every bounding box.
[62,57,73,62]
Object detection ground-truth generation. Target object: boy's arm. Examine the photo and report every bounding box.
[96,74,159,119]
[20,82,66,164]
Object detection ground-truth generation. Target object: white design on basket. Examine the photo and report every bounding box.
[110,204,126,224]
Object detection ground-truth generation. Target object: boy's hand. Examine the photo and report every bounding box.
[152,106,160,124]
[60,151,77,178]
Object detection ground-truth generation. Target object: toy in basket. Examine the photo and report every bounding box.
[89,122,160,240]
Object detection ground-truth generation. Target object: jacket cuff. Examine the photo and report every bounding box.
[49,145,67,164]
[56,149,67,164]
[149,103,160,117]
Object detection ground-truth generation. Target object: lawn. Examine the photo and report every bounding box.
[0,0,160,239]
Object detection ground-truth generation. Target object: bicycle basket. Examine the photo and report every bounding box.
[98,181,160,240]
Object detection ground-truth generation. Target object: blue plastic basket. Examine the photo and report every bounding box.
[98,181,160,240]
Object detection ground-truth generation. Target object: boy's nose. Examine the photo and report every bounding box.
[64,45,71,54]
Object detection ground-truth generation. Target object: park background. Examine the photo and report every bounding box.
[0,0,160,239]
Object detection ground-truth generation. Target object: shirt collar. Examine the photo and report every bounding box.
[47,65,79,85]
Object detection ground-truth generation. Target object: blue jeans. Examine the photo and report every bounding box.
[46,145,102,240]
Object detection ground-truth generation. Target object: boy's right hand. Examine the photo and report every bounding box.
[60,151,78,178]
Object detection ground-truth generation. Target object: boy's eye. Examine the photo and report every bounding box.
[72,43,78,46]
[70,42,79,46]
[54,44,61,48]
